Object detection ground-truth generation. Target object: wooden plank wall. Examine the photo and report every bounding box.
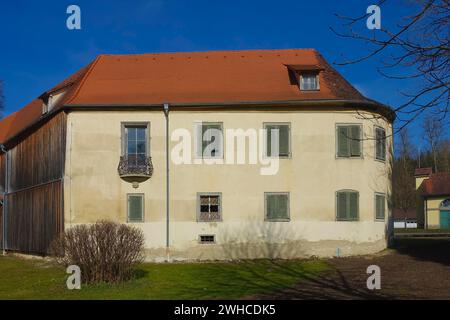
[4,112,66,254]
[6,181,63,254]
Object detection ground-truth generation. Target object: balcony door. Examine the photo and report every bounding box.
[122,123,150,166]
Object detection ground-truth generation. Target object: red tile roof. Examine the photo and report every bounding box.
[418,172,450,197]
[0,49,394,145]
[414,167,433,177]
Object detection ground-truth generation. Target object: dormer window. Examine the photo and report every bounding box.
[285,64,322,92]
[300,73,319,91]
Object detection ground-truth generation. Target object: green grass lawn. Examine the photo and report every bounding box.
[394,228,450,234]
[0,255,328,300]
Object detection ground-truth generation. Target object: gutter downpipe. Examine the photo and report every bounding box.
[1,144,7,256]
[163,103,170,262]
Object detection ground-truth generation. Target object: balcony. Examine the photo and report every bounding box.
[118,156,153,181]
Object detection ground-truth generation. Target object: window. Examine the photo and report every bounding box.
[336,190,359,221]
[265,193,290,221]
[199,235,215,243]
[375,127,386,161]
[264,123,291,157]
[122,123,150,166]
[337,125,362,158]
[196,122,223,158]
[128,194,144,222]
[375,193,386,220]
[300,73,319,91]
[197,193,222,222]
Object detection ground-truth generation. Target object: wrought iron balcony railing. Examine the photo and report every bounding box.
[118,156,153,178]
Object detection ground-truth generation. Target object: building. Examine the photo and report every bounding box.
[415,168,450,229]
[0,49,395,260]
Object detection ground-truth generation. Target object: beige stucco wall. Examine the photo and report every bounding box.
[64,109,393,261]
[425,197,448,229]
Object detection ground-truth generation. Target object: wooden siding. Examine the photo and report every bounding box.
[4,112,66,254]
[6,181,63,254]
[8,113,66,192]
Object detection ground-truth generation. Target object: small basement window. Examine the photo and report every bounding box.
[199,235,215,243]
[300,73,319,91]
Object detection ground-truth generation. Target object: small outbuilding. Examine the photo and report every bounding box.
[415,168,450,229]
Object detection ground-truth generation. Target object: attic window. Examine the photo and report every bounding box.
[300,73,319,91]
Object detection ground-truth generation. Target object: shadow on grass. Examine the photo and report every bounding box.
[392,238,450,266]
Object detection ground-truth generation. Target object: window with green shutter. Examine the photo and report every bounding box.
[265,193,290,221]
[128,194,144,222]
[336,190,359,221]
[337,125,362,158]
[375,127,386,161]
[375,193,386,220]
[264,123,291,157]
[196,122,223,158]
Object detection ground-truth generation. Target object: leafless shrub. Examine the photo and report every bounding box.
[51,220,145,284]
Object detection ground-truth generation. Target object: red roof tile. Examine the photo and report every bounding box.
[0,49,393,145]
[419,172,450,197]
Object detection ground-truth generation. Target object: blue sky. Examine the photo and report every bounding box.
[0,0,446,146]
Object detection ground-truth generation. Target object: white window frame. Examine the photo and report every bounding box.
[300,73,320,91]
[121,122,151,158]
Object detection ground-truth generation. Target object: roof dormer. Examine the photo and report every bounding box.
[285,64,323,92]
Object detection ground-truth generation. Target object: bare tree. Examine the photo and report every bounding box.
[392,127,417,217]
[422,114,444,172]
[332,0,450,129]
[397,126,417,166]
[437,139,450,171]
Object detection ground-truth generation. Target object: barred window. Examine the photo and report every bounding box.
[198,193,222,222]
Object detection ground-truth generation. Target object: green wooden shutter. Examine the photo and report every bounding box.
[266,125,277,156]
[266,194,289,220]
[337,126,350,157]
[128,195,143,222]
[376,194,385,219]
[349,192,358,220]
[376,128,386,160]
[381,131,386,160]
[279,125,290,157]
[350,126,361,157]
[337,192,347,220]
[196,123,203,157]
